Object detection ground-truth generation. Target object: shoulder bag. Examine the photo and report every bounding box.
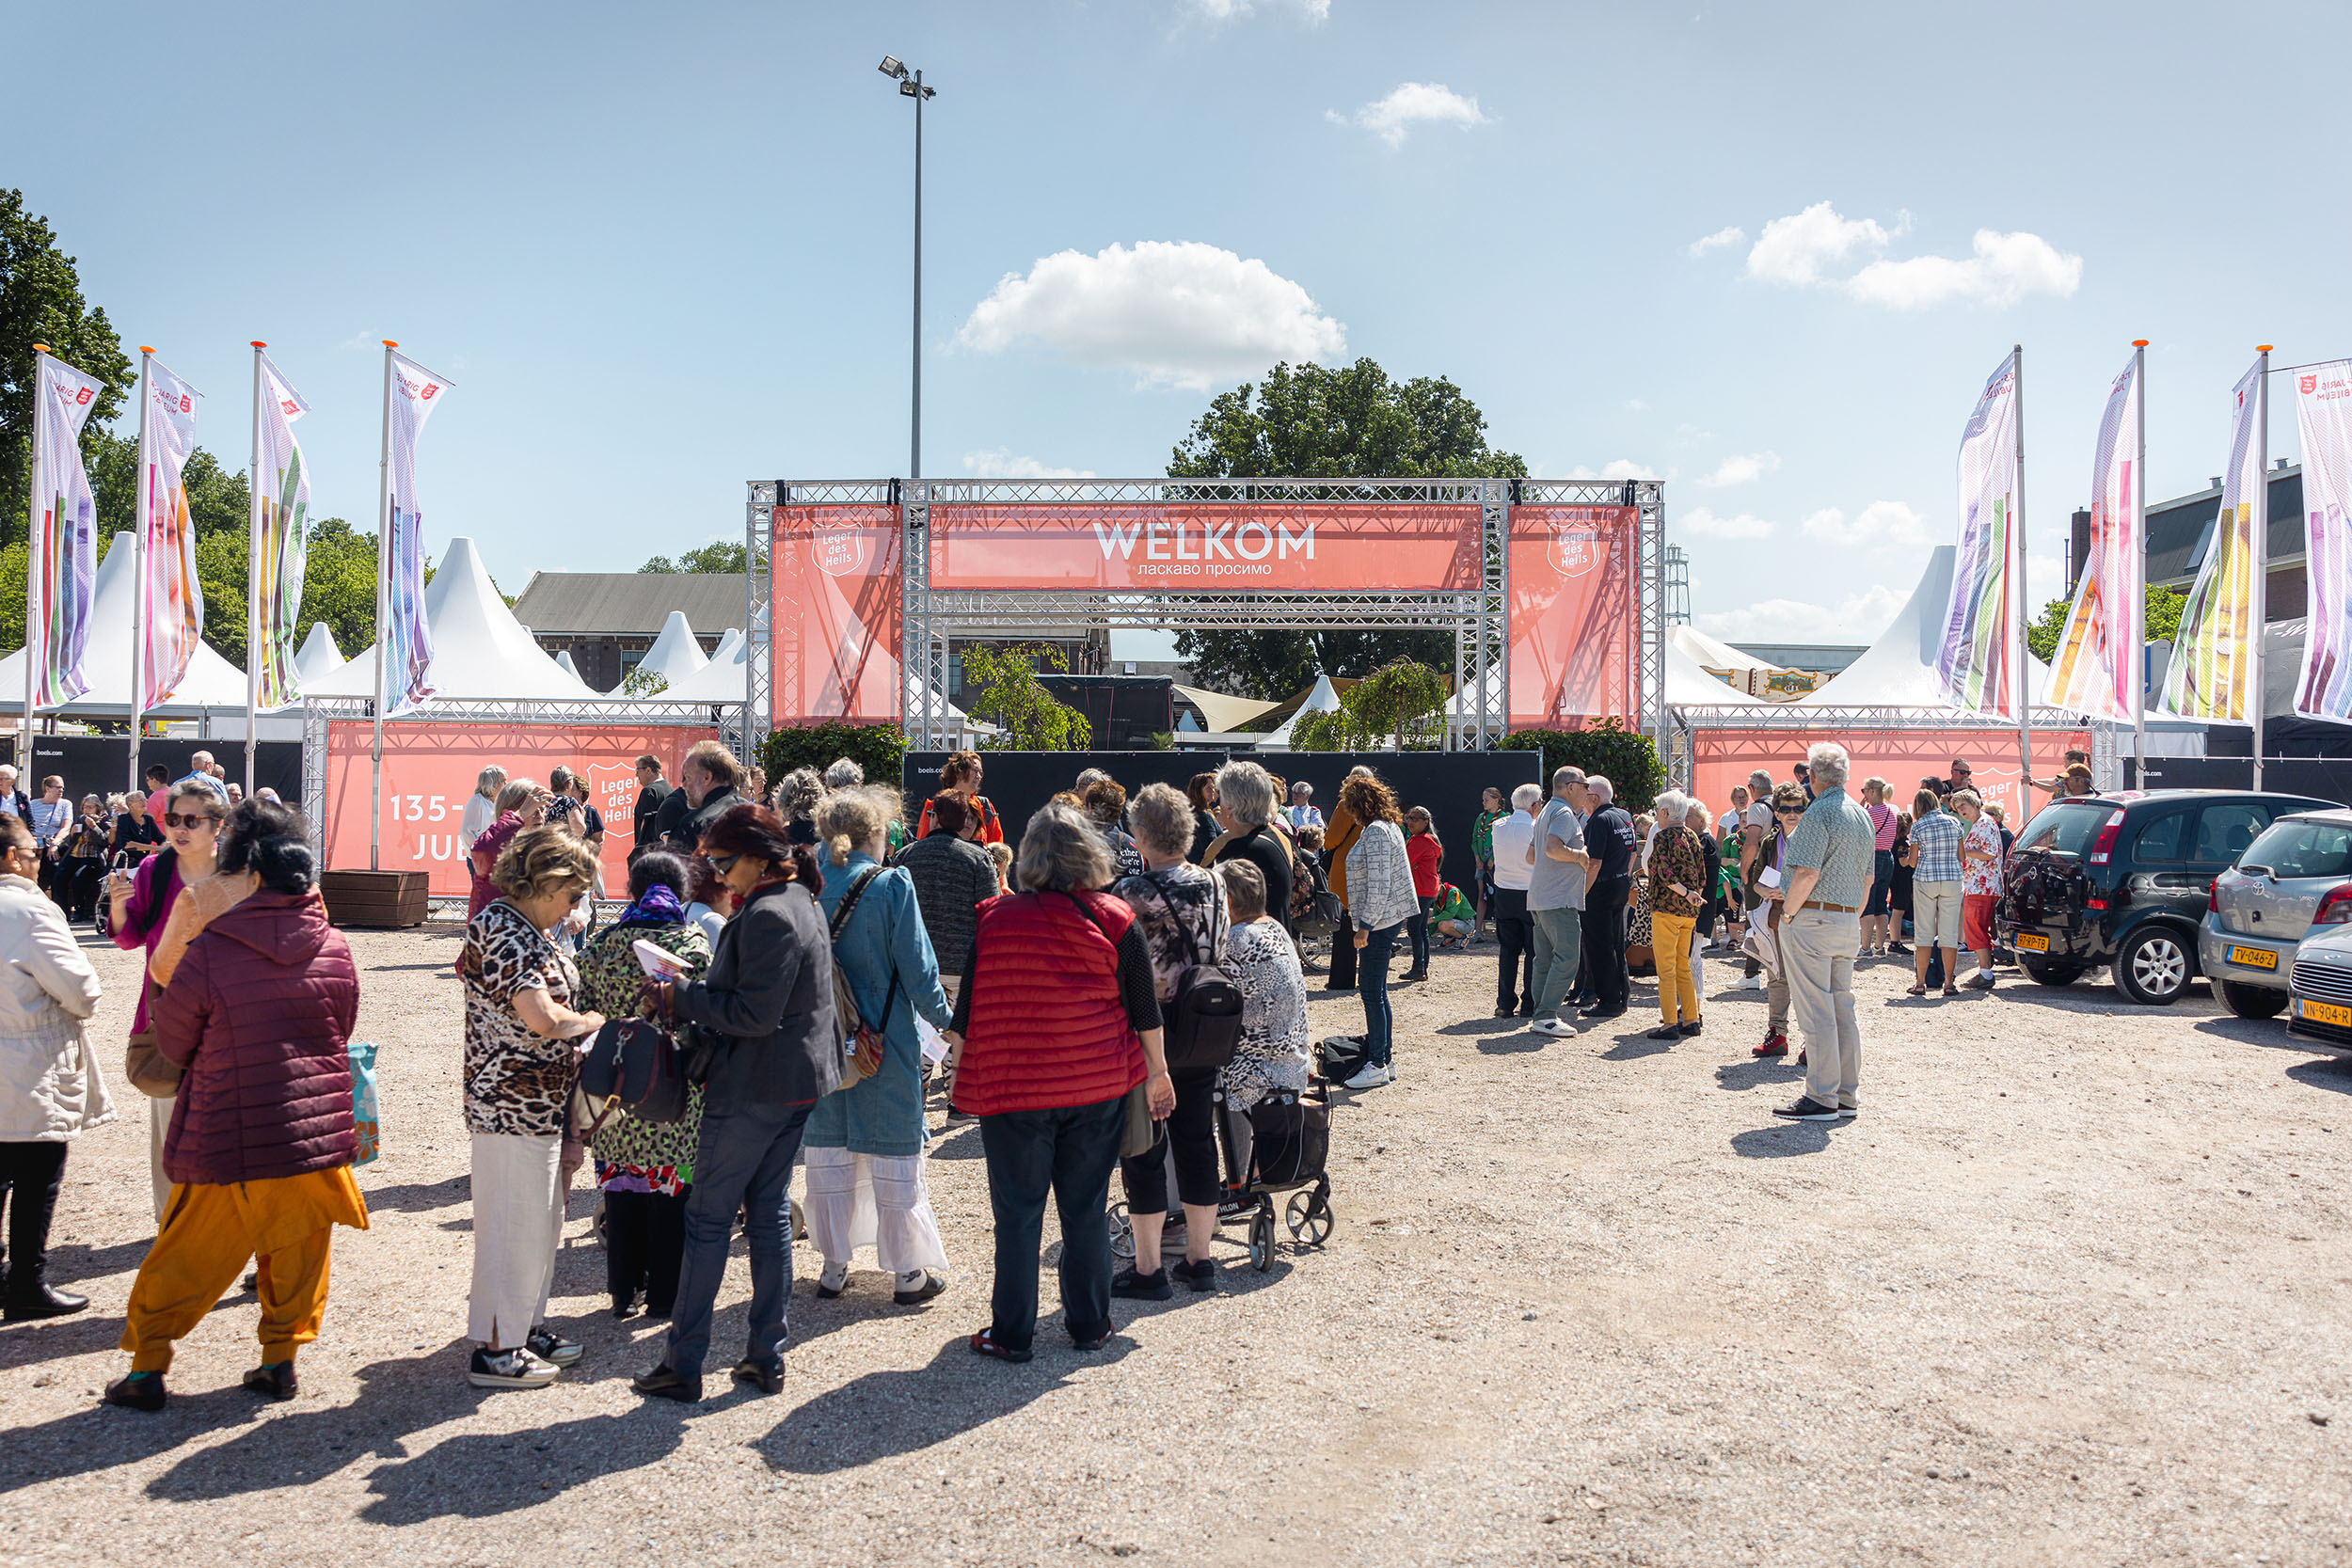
[827,865,896,1092]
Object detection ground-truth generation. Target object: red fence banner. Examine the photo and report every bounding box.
[927,502,1485,592]
[771,504,902,727]
[323,721,720,896]
[1687,727,2092,830]
[1507,505,1638,728]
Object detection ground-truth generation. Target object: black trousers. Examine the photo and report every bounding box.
[1119,1067,1221,1212]
[603,1186,690,1316]
[0,1140,69,1301]
[1582,877,1631,1015]
[1490,888,1534,1009]
[1327,917,1359,990]
[980,1096,1124,1353]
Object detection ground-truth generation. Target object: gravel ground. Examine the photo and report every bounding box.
[1,923,2347,1567]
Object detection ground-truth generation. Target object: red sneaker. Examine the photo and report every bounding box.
[1752,1032,1788,1058]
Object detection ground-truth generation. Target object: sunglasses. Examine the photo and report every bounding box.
[706,852,743,875]
[163,812,220,829]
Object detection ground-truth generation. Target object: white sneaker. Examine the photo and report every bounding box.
[1740,974,1762,990]
[1529,1017,1578,1037]
[1342,1062,1393,1090]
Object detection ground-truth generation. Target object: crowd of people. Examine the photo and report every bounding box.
[0,752,281,930]
[0,735,2061,1409]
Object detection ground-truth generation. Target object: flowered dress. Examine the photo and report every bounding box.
[1220,919,1310,1110]
[575,905,710,1196]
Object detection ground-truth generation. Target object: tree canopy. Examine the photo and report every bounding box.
[2026,582,2186,664]
[1166,358,1526,700]
[642,541,747,575]
[2,189,133,549]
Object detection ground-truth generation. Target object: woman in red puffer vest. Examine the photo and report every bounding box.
[105,801,364,1413]
[946,802,1175,1364]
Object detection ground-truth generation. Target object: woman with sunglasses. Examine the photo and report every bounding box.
[458,826,605,1390]
[107,783,227,1222]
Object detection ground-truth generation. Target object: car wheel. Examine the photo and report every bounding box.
[2218,979,2289,1021]
[2114,927,2195,1006]
[2021,956,2084,988]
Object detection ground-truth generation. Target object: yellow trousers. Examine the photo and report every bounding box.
[1652,912,1700,1025]
[120,1165,368,1372]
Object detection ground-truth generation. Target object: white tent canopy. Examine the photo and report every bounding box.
[555,650,583,680]
[305,536,596,702]
[0,531,250,715]
[1792,545,2065,712]
[293,624,346,687]
[635,611,709,686]
[1261,673,1343,750]
[660,629,749,702]
[1667,641,1777,707]
[1671,625,1779,675]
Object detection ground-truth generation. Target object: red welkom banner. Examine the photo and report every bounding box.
[323,720,719,896]
[926,502,1485,592]
[1507,505,1638,729]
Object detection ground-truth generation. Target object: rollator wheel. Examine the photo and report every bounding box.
[1286,1185,1333,1247]
[1106,1200,1136,1263]
[1249,1208,1274,1272]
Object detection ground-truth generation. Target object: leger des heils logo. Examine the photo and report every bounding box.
[1549,515,1604,578]
[812,518,874,578]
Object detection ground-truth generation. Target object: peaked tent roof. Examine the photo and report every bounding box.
[0,531,249,714]
[555,650,583,679]
[1672,625,1779,674]
[1667,641,1777,707]
[293,624,346,686]
[660,630,747,702]
[1262,674,1343,749]
[305,536,596,701]
[636,611,709,684]
[1791,545,2064,712]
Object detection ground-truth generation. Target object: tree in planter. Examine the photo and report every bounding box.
[961,644,1091,751]
[1289,658,1450,752]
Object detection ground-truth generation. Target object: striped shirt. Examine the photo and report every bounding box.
[1786,786,1878,910]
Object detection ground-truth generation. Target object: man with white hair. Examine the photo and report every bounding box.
[1578,775,1637,1021]
[171,751,228,803]
[1526,767,1593,1037]
[1772,742,1877,1122]
[1286,780,1324,834]
[822,758,866,789]
[0,766,24,820]
[1487,783,1541,1016]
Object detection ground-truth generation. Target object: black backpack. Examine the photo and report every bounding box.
[1136,872,1244,1072]
[576,1016,690,1134]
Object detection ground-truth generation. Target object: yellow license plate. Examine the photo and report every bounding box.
[2229,945,2279,970]
[2014,932,2050,952]
[2299,998,2352,1027]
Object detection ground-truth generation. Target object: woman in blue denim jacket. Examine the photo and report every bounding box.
[804,787,954,1306]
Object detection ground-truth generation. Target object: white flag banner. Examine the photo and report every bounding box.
[30,355,105,706]
[382,352,450,717]
[2046,353,2140,721]
[138,358,204,704]
[1932,350,2022,716]
[2292,360,2352,722]
[254,356,312,709]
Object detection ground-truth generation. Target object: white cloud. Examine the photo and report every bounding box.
[1680,506,1775,540]
[1693,451,1780,488]
[1327,83,1488,149]
[1676,423,1715,448]
[958,241,1347,392]
[962,449,1096,480]
[1625,398,1649,411]
[1563,459,1659,482]
[1694,583,1909,645]
[1744,201,1903,287]
[1800,499,1931,548]
[1845,229,2084,309]
[1686,225,1744,258]
[1181,0,1328,21]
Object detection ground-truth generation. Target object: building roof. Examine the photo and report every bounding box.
[1729,642,1869,675]
[2146,466,2303,586]
[510,572,745,637]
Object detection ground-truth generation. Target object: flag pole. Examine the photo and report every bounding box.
[2252,345,2272,790]
[22,346,44,784]
[131,347,153,797]
[370,341,395,873]
[2013,342,2032,807]
[246,342,266,798]
[2132,340,2149,788]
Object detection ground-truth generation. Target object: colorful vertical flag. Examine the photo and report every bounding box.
[29,355,106,706]
[382,351,450,716]
[2161,360,2265,721]
[253,355,311,708]
[2291,359,2352,722]
[2046,352,2142,720]
[1933,349,2023,716]
[137,358,204,703]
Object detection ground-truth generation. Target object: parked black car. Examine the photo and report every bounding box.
[1996,789,2334,1005]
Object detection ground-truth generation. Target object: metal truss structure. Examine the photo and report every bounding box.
[1662,702,2098,788]
[750,476,1669,757]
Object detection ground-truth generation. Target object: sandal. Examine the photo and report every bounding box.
[1941,985,1961,998]
[968,1327,1033,1364]
[1906,983,1927,996]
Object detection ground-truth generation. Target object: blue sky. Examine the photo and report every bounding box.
[10,0,2349,660]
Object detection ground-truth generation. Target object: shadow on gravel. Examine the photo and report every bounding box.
[1475,1034,1548,1055]
[41,1236,153,1285]
[1437,1017,1529,1037]
[1712,1059,1802,1094]
[928,1123,986,1162]
[358,1404,694,1522]
[2286,1057,2352,1096]
[144,1354,477,1502]
[357,1176,471,1214]
[1729,1124,1834,1158]
[755,1334,1136,1474]
[1599,1033,1680,1061]
[0,1307,135,1371]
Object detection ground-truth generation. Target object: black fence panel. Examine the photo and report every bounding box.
[0,736,303,812]
[2129,756,2352,805]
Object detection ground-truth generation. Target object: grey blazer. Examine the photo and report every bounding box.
[675,879,841,1108]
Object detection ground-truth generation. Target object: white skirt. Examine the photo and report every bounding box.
[802,1146,948,1275]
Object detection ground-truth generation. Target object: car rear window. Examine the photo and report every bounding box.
[2133,812,2190,862]
[2193,802,2273,863]
[2240,817,2352,879]
[2011,800,2113,857]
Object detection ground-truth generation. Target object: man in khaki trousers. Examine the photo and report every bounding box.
[1772,744,1878,1122]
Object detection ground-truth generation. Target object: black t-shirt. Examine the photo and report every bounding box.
[580,802,604,839]
[111,815,165,857]
[633,780,673,848]
[1216,824,1294,934]
[662,787,741,856]
[1586,805,1637,885]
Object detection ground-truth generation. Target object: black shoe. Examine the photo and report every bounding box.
[1772,1097,1841,1121]
[1886,942,1912,956]
[893,1270,948,1307]
[241,1362,298,1401]
[730,1358,785,1395]
[632,1363,703,1402]
[1071,1328,1113,1352]
[103,1371,167,1411]
[1172,1259,1217,1293]
[1111,1266,1173,1301]
[1400,969,1428,984]
[1582,1006,1627,1022]
[1677,1019,1704,1037]
[1645,1024,1683,1040]
[1494,1003,1518,1017]
[526,1326,583,1368]
[969,1327,1033,1363]
[1518,1003,1535,1017]
[944,1108,977,1127]
[4,1282,88,1322]
[612,1292,643,1320]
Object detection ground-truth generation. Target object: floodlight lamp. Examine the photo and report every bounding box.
[879,55,906,78]
[899,79,918,96]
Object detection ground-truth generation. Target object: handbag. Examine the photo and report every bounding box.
[348,1041,381,1166]
[828,865,895,1092]
[575,1016,689,1136]
[123,973,183,1098]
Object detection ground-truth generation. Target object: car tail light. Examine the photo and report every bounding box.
[2088,897,2107,911]
[2315,885,2352,925]
[2208,879,2219,914]
[2087,809,2127,864]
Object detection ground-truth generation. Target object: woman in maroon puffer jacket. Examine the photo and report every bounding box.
[104,805,366,1413]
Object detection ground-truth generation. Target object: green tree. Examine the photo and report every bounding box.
[961,643,1090,751]
[1290,658,1451,752]
[2026,583,2186,664]
[298,516,383,660]
[1166,357,1527,699]
[1,190,133,547]
[642,540,747,575]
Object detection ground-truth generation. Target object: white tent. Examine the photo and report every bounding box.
[555,650,583,680]
[0,531,249,715]
[706,626,744,663]
[304,536,596,702]
[1667,641,1776,707]
[1261,673,1343,751]
[635,611,709,686]
[660,629,749,702]
[1791,546,2065,711]
[1671,624,1778,676]
[293,624,347,687]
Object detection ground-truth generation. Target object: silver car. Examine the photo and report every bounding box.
[2288,922,2352,1056]
[2199,808,2352,1019]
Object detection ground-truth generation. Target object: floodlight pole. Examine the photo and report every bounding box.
[882,56,935,478]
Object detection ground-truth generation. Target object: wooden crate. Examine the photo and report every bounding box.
[319,869,433,928]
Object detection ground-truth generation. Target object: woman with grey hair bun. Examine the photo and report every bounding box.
[772,768,824,847]
[821,758,865,790]
[944,804,1176,1363]
[1211,761,1292,936]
